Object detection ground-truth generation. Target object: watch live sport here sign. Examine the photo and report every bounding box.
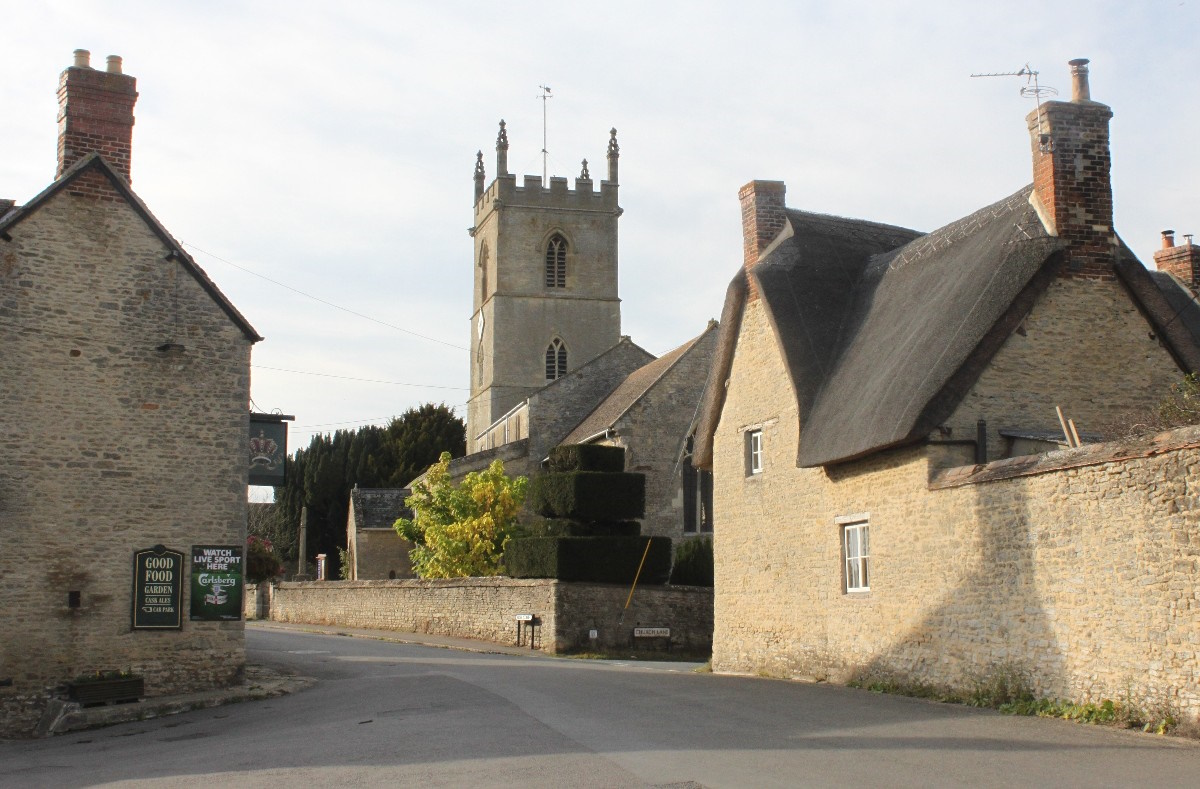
[132,545,183,629]
[190,545,244,621]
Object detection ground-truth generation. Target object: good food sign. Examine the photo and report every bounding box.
[132,545,183,629]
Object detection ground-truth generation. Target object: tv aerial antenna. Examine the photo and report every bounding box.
[537,85,553,185]
[970,64,1058,151]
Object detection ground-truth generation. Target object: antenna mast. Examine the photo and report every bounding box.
[538,85,553,186]
[970,64,1058,150]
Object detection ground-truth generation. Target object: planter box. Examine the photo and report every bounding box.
[67,677,144,707]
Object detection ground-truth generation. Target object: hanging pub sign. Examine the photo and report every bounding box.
[190,545,244,621]
[248,412,294,487]
[132,545,184,630]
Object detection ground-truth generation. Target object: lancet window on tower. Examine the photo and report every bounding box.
[545,338,568,380]
[545,234,567,288]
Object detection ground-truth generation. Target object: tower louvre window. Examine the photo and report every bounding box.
[545,338,567,380]
[545,234,567,288]
[478,244,490,302]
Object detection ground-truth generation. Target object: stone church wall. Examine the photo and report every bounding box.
[605,330,719,539]
[267,578,713,655]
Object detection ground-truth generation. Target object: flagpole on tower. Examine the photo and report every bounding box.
[538,85,552,186]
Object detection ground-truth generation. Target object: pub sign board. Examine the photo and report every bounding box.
[190,545,244,621]
[249,412,294,487]
[132,545,184,630]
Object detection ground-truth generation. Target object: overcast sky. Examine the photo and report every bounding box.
[6,1,1199,486]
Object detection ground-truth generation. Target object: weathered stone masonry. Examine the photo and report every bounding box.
[263,578,713,655]
[0,51,258,738]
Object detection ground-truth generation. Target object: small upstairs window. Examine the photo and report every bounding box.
[545,338,567,380]
[545,234,567,288]
[745,429,763,475]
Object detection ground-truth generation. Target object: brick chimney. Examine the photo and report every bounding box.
[1028,58,1115,280]
[1154,230,1200,292]
[57,49,138,182]
[738,180,787,300]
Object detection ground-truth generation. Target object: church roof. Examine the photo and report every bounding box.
[0,153,262,342]
[696,186,1200,469]
[562,322,719,444]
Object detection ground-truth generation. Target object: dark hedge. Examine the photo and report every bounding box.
[504,536,671,584]
[548,444,626,473]
[522,519,642,538]
[529,471,645,521]
[669,536,713,587]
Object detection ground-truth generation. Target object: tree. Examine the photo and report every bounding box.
[247,503,291,560]
[382,403,467,487]
[1159,373,1200,427]
[246,535,284,583]
[394,452,527,578]
[273,403,467,580]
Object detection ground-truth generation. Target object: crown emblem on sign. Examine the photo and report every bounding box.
[249,430,280,470]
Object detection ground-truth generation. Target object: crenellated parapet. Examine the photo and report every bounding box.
[473,122,620,223]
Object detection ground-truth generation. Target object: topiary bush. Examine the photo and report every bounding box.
[505,536,671,584]
[548,444,626,473]
[521,519,642,538]
[669,537,713,587]
[529,471,645,521]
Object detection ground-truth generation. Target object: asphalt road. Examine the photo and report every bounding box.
[2,627,1198,787]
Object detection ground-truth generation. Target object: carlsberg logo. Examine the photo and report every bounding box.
[198,574,239,588]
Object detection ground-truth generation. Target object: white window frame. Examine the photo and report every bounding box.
[746,429,763,476]
[838,514,870,593]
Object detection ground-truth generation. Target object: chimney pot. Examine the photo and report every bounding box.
[106,55,122,74]
[1162,230,1176,249]
[1069,58,1091,102]
[72,49,91,68]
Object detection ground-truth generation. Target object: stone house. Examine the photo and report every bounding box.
[345,487,413,580]
[695,59,1200,721]
[0,51,260,737]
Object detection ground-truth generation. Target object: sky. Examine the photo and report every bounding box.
[5,1,1199,497]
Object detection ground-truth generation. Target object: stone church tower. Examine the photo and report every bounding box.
[466,122,623,449]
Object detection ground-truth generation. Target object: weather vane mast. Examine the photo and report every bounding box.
[538,85,552,186]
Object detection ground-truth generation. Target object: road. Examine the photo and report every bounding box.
[2,626,1198,787]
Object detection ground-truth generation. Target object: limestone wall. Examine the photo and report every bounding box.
[352,530,414,580]
[713,304,1200,721]
[0,184,251,737]
[268,578,712,655]
[943,277,1183,461]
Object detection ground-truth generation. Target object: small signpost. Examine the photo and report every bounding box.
[515,614,538,648]
[132,545,183,630]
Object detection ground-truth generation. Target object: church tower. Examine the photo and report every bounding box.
[466,122,623,450]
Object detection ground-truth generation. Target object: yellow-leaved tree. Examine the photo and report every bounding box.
[394,452,527,578]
